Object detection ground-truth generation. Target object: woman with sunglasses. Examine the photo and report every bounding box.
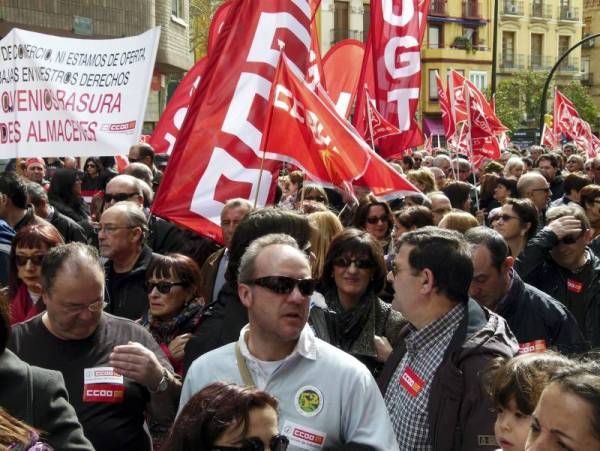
[352,196,394,255]
[8,222,64,325]
[320,228,405,377]
[493,198,538,258]
[140,253,205,376]
[162,382,288,451]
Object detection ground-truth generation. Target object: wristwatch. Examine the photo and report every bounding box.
[150,368,169,393]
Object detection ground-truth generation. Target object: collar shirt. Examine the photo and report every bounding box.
[384,303,465,450]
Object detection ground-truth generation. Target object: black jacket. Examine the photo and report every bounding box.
[0,349,93,451]
[378,299,518,451]
[515,228,600,348]
[496,270,587,354]
[49,208,88,244]
[105,245,156,320]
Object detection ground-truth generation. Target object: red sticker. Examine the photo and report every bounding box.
[567,279,583,293]
[83,383,125,403]
[399,367,425,397]
[519,340,547,354]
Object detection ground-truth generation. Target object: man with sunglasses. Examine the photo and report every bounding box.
[515,205,600,348]
[128,143,162,191]
[9,242,181,451]
[181,234,399,451]
[517,172,551,230]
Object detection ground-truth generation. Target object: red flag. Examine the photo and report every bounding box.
[148,57,207,154]
[449,70,468,124]
[207,0,233,56]
[364,88,402,143]
[423,134,432,154]
[262,57,370,188]
[465,80,507,133]
[352,33,376,143]
[322,39,365,119]
[435,72,456,140]
[465,83,501,160]
[540,123,558,149]
[554,89,579,138]
[364,0,431,158]
[152,0,316,243]
[306,17,326,90]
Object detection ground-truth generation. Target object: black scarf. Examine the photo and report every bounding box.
[325,289,374,351]
[145,302,204,345]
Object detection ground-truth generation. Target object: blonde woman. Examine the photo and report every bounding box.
[307,210,343,279]
[407,168,437,193]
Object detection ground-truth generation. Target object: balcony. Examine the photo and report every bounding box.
[462,1,481,18]
[429,0,447,16]
[581,72,593,86]
[499,53,525,70]
[557,57,580,74]
[330,28,349,45]
[529,54,553,70]
[501,1,524,16]
[558,6,579,21]
[530,3,552,20]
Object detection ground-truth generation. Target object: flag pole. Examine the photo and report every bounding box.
[464,83,480,211]
[365,85,377,152]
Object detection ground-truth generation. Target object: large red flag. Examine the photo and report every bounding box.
[366,0,431,158]
[152,0,317,243]
[465,79,507,133]
[465,83,501,160]
[554,89,579,138]
[322,39,365,119]
[435,71,456,140]
[207,0,233,56]
[448,70,468,124]
[352,33,375,143]
[148,57,207,154]
[262,57,370,188]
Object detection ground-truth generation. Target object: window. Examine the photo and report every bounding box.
[429,70,439,100]
[502,31,515,66]
[428,25,442,49]
[469,71,487,91]
[171,0,184,18]
[333,1,349,43]
[363,3,370,41]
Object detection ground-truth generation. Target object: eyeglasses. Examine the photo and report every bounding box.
[496,214,520,223]
[15,254,46,266]
[560,231,585,245]
[212,434,289,451]
[146,281,189,294]
[64,299,107,314]
[531,187,551,193]
[104,192,139,203]
[366,215,389,225]
[128,157,139,163]
[244,276,317,296]
[332,257,375,269]
[96,224,137,234]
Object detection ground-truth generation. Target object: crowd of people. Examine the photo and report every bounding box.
[1,141,600,451]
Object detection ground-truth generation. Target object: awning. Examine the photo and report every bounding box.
[423,117,445,136]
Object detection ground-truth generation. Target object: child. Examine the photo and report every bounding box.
[488,352,571,451]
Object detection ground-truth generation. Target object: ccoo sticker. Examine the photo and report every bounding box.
[295,385,323,417]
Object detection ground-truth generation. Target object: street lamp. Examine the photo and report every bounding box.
[491,0,499,97]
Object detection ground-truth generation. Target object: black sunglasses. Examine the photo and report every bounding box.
[560,231,585,245]
[104,192,138,203]
[146,281,189,294]
[212,434,289,451]
[244,276,316,296]
[332,257,375,269]
[15,254,46,266]
[366,215,389,225]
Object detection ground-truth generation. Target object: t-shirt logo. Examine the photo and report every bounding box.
[518,340,547,354]
[83,366,125,404]
[295,386,323,417]
[399,367,425,397]
[567,279,583,293]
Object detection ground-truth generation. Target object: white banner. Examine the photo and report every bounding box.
[0,27,160,158]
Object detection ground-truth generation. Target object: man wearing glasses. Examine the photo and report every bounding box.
[181,234,399,451]
[517,172,551,230]
[9,242,181,451]
[99,201,156,320]
[380,227,517,450]
[515,205,600,348]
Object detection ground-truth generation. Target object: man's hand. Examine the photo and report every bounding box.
[110,341,164,390]
[546,215,583,240]
[168,333,192,361]
[374,335,393,363]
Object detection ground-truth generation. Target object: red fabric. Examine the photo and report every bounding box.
[465,83,501,160]
[151,0,317,243]
[435,72,456,140]
[554,89,579,138]
[322,39,364,119]
[10,284,43,325]
[207,0,233,56]
[364,88,402,143]
[352,34,375,145]
[148,58,208,154]
[366,0,430,158]
[263,57,370,188]
[449,70,468,124]
[306,17,326,90]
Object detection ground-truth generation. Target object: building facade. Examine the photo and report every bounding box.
[582,0,600,105]
[0,0,193,132]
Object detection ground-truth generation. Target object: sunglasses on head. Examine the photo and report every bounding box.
[332,256,375,269]
[245,276,316,296]
[366,215,389,225]
[104,192,138,203]
[212,434,289,451]
[146,281,189,294]
[15,254,46,266]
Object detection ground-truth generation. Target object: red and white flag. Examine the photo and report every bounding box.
[365,88,402,144]
[554,89,579,139]
[207,0,233,56]
[152,0,317,243]
[465,82,501,160]
[262,57,370,189]
[540,123,558,149]
[435,71,456,140]
[448,70,468,124]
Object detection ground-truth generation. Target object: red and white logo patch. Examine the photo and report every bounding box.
[83,367,125,404]
[518,340,547,354]
[567,279,583,293]
[399,367,425,397]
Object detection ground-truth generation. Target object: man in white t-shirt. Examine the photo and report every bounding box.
[180,233,398,451]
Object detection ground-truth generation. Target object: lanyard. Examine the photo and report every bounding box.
[235,342,256,388]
